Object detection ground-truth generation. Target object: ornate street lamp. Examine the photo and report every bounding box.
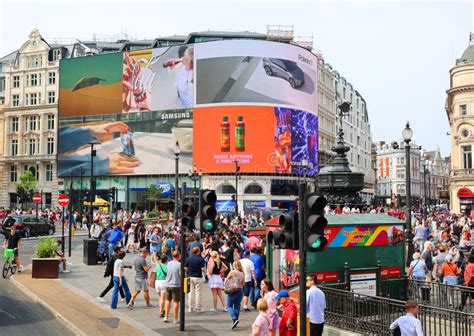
[173,141,181,225]
[402,122,414,267]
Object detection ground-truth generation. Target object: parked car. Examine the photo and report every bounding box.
[1,215,55,238]
[262,58,305,89]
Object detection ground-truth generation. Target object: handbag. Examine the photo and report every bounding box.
[149,270,156,288]
[224,272,242,294]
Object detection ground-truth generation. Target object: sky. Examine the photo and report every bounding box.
[1,0,473,157]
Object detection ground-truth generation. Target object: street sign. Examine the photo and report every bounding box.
[58,194,70,207]
[32,193,42,204]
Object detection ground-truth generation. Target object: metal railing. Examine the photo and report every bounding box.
[408,279,474,313]
[322,286,473,336]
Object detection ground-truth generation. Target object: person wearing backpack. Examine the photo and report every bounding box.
[97,246,125,303]
[458,254,474,310]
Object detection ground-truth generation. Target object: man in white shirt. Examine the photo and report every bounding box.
[306,274,326,336]
[390,300,423,336]
[239,250,256,311]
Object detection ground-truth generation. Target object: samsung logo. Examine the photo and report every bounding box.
[298,54,313,66]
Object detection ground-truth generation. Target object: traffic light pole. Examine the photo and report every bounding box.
[298,182,307,336]
[180,182,186,332]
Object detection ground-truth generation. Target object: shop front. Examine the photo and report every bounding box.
[457,187,474,217]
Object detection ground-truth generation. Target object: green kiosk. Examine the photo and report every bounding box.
[267,214,406,298]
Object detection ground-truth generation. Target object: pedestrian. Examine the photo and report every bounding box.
[251,298,271,336]
[108,223,124,258]
[306,274,326,336]
[389,300,423,336]
[458,254,474,310]
[250,247,265,307]
[185,246,206,313]
[155,255,168,318]
[149,227,160,264]
[408,252,428,300]
[127,224,136,253]
[225,260,245,329]
[207,250,228,312]
[163,251,181,324]
[240,250,257,311]
[97,246,126,303]
[128,247,153,309]
[433,247,447,282]
[260,279,279,336]
[2,225,23,272]
[441,254,461,306]
[110,250,132,309]
[276,290,297,336]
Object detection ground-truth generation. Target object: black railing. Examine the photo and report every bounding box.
[407,279,474,313]
[322,286,474,336]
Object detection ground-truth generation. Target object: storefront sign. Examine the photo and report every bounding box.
[243,200,266,210]
[325,225,404,248]
[216,200,236,213]
[350,272,377,296]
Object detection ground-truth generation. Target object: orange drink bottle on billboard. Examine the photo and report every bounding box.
[235,116,245,151]
[220,116,230,152]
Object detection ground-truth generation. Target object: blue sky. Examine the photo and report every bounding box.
[1,0,473,156]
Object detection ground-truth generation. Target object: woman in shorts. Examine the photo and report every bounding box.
[155,255,168,317]
[207,251,228,312]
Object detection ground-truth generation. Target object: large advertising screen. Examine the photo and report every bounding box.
[58,40,318,177]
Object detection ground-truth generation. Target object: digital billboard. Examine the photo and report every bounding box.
[57,39,318,177]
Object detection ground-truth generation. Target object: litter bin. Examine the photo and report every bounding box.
[83,239,98,265]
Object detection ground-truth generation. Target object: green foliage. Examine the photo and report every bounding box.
[35,237,57,258]
[15,170,37,193]
[146,184,163,202]
[147,209,160,218]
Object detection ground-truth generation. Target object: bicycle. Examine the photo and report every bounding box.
[2,247,18,278]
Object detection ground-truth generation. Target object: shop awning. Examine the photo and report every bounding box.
[457,187,474,198]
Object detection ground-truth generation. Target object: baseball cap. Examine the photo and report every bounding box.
[275,290,290,300]
[243,250,250,257]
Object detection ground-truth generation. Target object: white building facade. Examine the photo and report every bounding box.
[334,72,375,203]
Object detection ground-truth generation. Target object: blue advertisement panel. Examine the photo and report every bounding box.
[216,200,236,213]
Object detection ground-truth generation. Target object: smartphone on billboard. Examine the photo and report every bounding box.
[121,132,135,157]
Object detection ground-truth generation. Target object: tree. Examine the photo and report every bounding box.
[146,184,163,210]
[15,170,37,208]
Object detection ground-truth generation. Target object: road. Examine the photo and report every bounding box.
[0,233,84,335]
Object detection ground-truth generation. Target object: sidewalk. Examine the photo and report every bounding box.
[62,242,259,335]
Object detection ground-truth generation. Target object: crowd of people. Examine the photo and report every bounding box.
[88,211,327,335]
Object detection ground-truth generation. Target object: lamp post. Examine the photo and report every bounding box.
[423,160,428,215]
[173,141,181,226]
[302,155,308,187]
[402,122,414,267]
[88,141,99,238]
[188,165,202,196]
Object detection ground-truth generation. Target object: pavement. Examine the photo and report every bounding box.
[10,237,260,336]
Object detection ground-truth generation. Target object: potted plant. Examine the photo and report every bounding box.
[32,237,59,279]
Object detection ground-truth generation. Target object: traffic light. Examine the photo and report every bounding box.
[268,211,299,250]
[305,194,328,252]
[200,189,217,234]
[182,201,196,231]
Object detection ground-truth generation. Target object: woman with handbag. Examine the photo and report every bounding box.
[207,251,228,312]
[441,254,461,307]
[225,260,245,330]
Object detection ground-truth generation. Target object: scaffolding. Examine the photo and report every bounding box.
[266,25,294,42]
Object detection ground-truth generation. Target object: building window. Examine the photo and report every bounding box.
[28,138,37,155]
[47,115,55,130]
[53,49,61,61]
[47,137,54,155]
[460,104,467,116]
[48,91,56,104]
[12,75,20,88]
[29,73,39,86]
[10,139,18,156]
[461,129,470,138]
[12,94,19,107]
[45,164,53,182]
[27,116,39,131]
[26,92,40,105]
[462,145,472,169]
[10,117,19,132]
[10,165,17,182]
[48,72,56,85]
[31,56,40,68]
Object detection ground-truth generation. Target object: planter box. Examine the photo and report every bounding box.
[32,258,59,279]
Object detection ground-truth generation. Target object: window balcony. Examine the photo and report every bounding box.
[451,168,473,178]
